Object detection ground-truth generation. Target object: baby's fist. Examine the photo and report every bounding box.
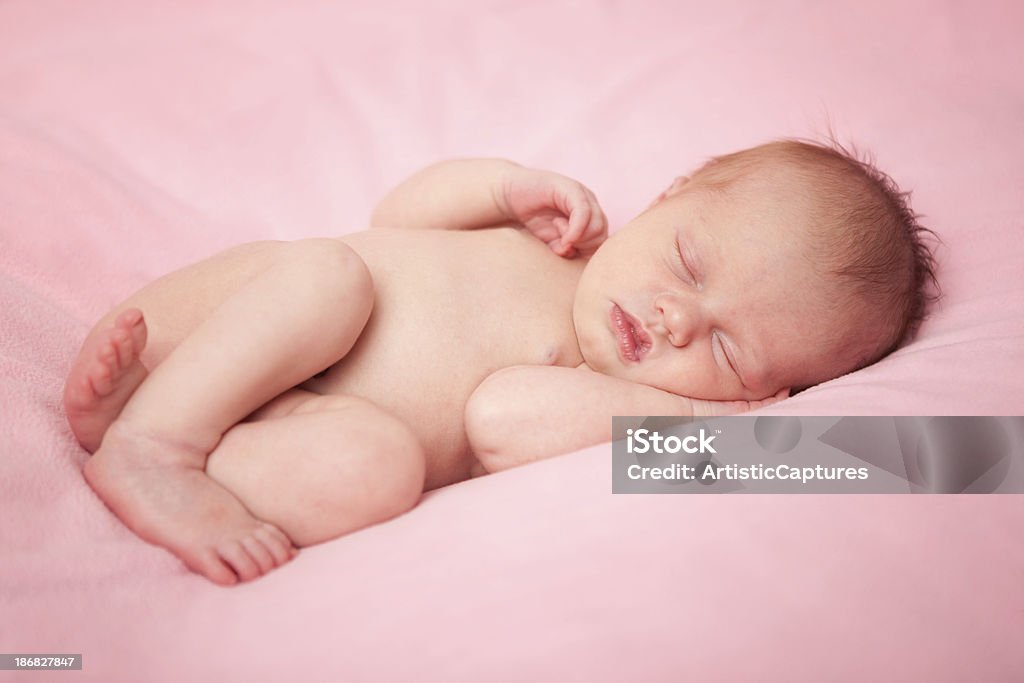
[498,165,608,258]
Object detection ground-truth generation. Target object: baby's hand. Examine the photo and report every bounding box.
[497,165,608,258]
[690,388,791,417]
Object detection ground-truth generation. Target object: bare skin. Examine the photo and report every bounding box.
[64,308,149,453]
[67,304,421,584]
[65,158,810,585]
[65,229,576,584]
[66,309,295,583]
[66,237,429,585]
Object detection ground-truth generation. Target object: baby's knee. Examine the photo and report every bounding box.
[305,397,426,523]
[352,407,426,518]
[281,238,374,314]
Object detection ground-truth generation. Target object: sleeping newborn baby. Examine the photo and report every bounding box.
[63,140,936,585]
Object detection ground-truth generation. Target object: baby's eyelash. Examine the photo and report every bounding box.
[675,242,696,284]
[713,332,739,376]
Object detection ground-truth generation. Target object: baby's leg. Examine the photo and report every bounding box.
[83,239,373,585]
[206,391,426,548]
[65,240,290,452]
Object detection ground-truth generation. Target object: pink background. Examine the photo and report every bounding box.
[1,1,1022,681]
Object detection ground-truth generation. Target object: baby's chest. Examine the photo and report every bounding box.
[314,234,582,392]
[373,266,581,375]
[368,230,581,369]
[313,253,577,387]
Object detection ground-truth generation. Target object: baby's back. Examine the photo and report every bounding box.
[300,228,585,489]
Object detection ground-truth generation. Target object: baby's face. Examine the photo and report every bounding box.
[573,180,847,401]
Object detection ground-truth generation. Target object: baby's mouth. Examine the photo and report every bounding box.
[610,304,652,362]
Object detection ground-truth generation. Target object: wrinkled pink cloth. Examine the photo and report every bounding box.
[1,1,1022,681]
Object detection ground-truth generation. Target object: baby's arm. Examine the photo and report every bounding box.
[465,365,782,473]
[371,159,520,231]
[371,159,607,256]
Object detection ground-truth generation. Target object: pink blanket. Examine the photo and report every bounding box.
[2,1,1022,680]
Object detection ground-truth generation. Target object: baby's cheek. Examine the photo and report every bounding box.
[573,321,606,368]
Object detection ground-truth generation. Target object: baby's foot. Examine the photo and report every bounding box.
[85,423,297,585]
[64,308,150,453]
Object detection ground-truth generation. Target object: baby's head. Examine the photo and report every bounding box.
[573,139,938,401]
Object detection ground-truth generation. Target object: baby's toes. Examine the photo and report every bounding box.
[189,547,239,586]
[254,523,298,566]
[116,308,147,354]
[264,522,297,552]
[98,340,118,369]
[114,307,143,330]
[218,539,262,582]
[241,535,277,574]
[129,314,147,354]
[110,328,135,371]
[89,358,115,396]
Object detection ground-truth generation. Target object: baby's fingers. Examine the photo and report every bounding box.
[563,197,592,248]
[742,387,791,412]
[550,217,578,258]
[574,191,608,254]
[749,387,790,410]
[692,399,756,418]
[692,388,790,417]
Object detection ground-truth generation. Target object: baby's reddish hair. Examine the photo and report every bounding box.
[688,138,939,373]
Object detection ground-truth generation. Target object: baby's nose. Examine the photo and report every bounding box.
[654,294,706,347]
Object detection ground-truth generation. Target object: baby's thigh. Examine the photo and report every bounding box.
[208,390,426,546]
[90,241,285,367]
[94,239,367,371]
